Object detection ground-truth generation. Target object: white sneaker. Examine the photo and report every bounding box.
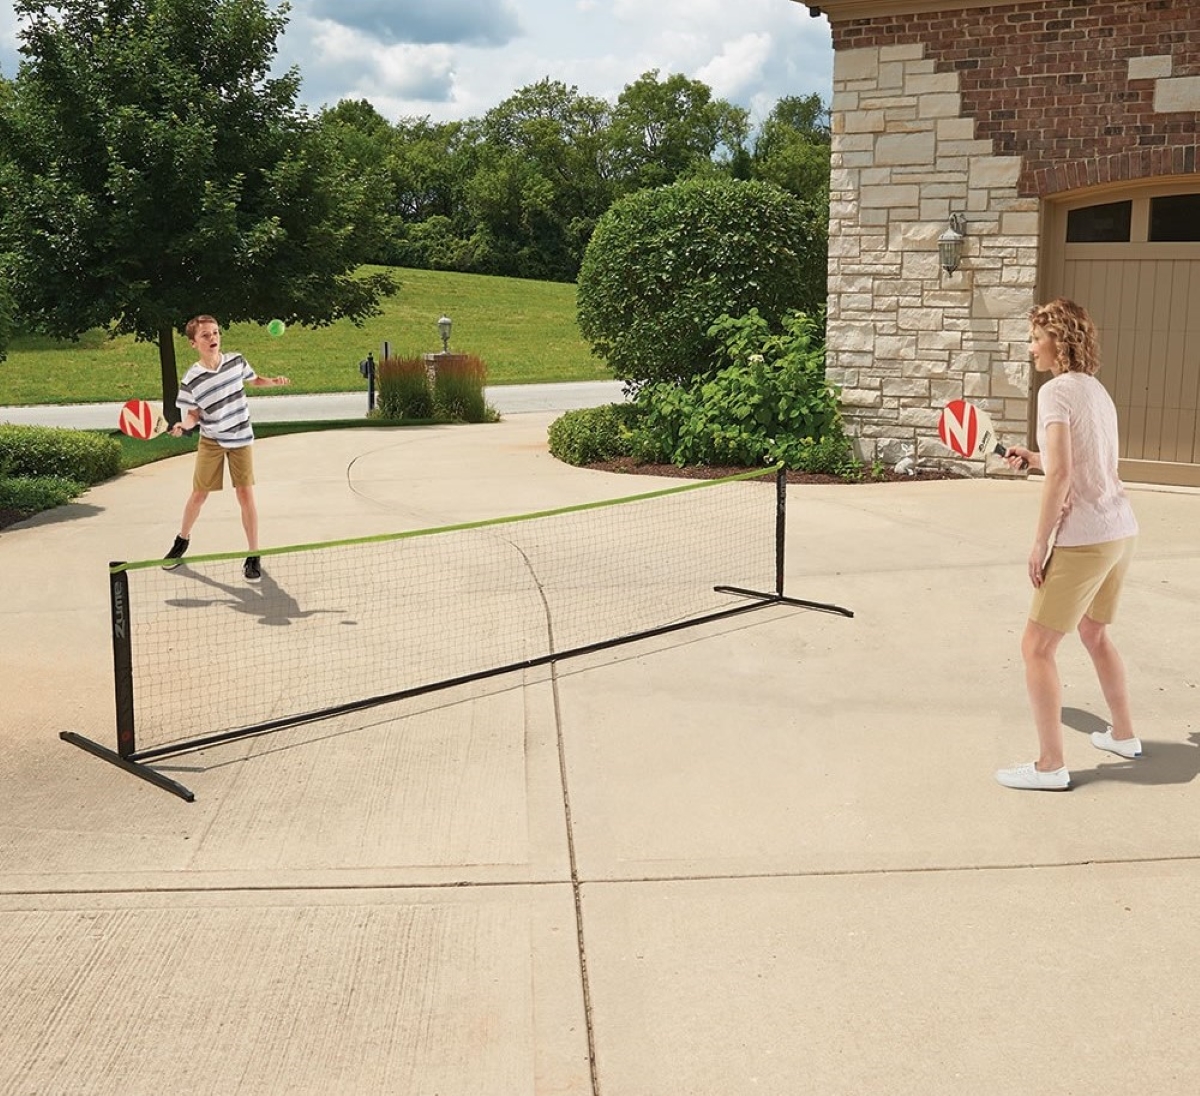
[995,762,1071,790]
[1091,727,1142,758]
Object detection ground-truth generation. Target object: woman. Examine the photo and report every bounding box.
[996,298,1140,791]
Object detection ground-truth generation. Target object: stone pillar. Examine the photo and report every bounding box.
[827,42,1038,470]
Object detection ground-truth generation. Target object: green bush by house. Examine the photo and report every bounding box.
[576,177,826,387]
[549,308,861,478]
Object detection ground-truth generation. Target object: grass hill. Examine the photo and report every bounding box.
[0,267,610,406]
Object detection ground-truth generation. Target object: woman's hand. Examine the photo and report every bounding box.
[1005,445,1038,472]
[1028,541,1050,588]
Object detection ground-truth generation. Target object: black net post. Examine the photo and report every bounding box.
[109,563,137,758]
[775,466,787,598]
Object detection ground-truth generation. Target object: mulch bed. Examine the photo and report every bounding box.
[585,457,957,485]
[0,508,30,532]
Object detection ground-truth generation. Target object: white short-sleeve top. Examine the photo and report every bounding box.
[1036,371,1138,547]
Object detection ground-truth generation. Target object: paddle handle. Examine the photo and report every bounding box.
[993,441,1029,470]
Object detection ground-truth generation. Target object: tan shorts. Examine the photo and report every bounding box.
[1029,536,1136,634]
[193,437,255,492]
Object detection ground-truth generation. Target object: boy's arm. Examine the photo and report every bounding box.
[249,375,290,387]
[170,408,200,437]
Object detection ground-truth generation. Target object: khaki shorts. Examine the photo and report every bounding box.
[1029,536,1136,634]
[193,436,255,492]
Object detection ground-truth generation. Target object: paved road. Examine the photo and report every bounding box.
[0,379,627,430]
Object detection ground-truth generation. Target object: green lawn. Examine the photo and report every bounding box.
[0,267,611,406]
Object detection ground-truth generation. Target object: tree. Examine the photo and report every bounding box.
[605,70,749,194]
[388,116,465,223]
[577,177,825,385]
[463,79,614,281]
[752,94,831,203]
[0,0,395,417]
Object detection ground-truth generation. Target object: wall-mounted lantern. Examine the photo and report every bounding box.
[939,213,966,275]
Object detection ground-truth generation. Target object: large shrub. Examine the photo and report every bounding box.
[576,177,825,385]
[0,425,121,484]
[630,309,850,470]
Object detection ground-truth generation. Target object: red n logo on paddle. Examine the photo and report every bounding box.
[938,399,979,458]
[118,399,154,440]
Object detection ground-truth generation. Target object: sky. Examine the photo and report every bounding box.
[0,0,833,127]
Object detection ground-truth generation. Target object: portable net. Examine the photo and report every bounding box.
[63,466,851,799]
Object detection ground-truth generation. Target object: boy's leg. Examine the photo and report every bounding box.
[227,445,258,552]
[180,490,209,540]
[164,489,207,567]
[182,438,226,541]
[234,484,259,552]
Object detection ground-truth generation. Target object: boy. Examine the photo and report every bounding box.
[163,315,290,580]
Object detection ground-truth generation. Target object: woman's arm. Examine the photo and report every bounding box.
[1028,421,1071,587]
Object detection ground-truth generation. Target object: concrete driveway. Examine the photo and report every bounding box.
[1,412,1197,1095]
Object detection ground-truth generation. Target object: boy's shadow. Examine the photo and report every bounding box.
[1062,706,1200,786]
[166,565,343,627]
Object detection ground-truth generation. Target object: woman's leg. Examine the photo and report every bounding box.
[1077,614,1135,741]
[1021,618,1068,770]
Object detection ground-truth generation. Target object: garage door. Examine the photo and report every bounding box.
[1045,182,1200,487]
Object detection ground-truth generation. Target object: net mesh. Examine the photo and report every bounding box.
[115,468,779,755]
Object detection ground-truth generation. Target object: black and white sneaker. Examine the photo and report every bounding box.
[243,556,262,581]
[163,535,189,570]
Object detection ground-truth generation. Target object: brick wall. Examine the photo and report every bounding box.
[823,0,1198,470]
[832,0,1199,195]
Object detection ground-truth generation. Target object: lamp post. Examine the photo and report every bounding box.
[437,315,452,353]
[939,213,966,276]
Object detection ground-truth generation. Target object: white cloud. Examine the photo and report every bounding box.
[303,0,522,47]
[696,33,774,101]
[299,19,458,104]
[0,0,833,126]
[0,4,21,77]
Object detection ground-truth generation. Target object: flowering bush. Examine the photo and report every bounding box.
[629,308,852,470]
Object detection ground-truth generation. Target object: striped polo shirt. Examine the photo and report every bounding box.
[177,353,258,448]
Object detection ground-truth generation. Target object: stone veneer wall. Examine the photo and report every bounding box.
[823,0,1200,469]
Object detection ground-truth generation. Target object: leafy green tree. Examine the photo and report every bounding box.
[752,94,831,203]
[0,0,395,417]
[318,98,395,158]
[315,100,464,268]
[577,176,825,385]
[463,79,614,281]
[606,70,749,193]
[388,116,466,223]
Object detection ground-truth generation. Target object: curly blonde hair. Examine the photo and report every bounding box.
[1028,297,1100,375]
